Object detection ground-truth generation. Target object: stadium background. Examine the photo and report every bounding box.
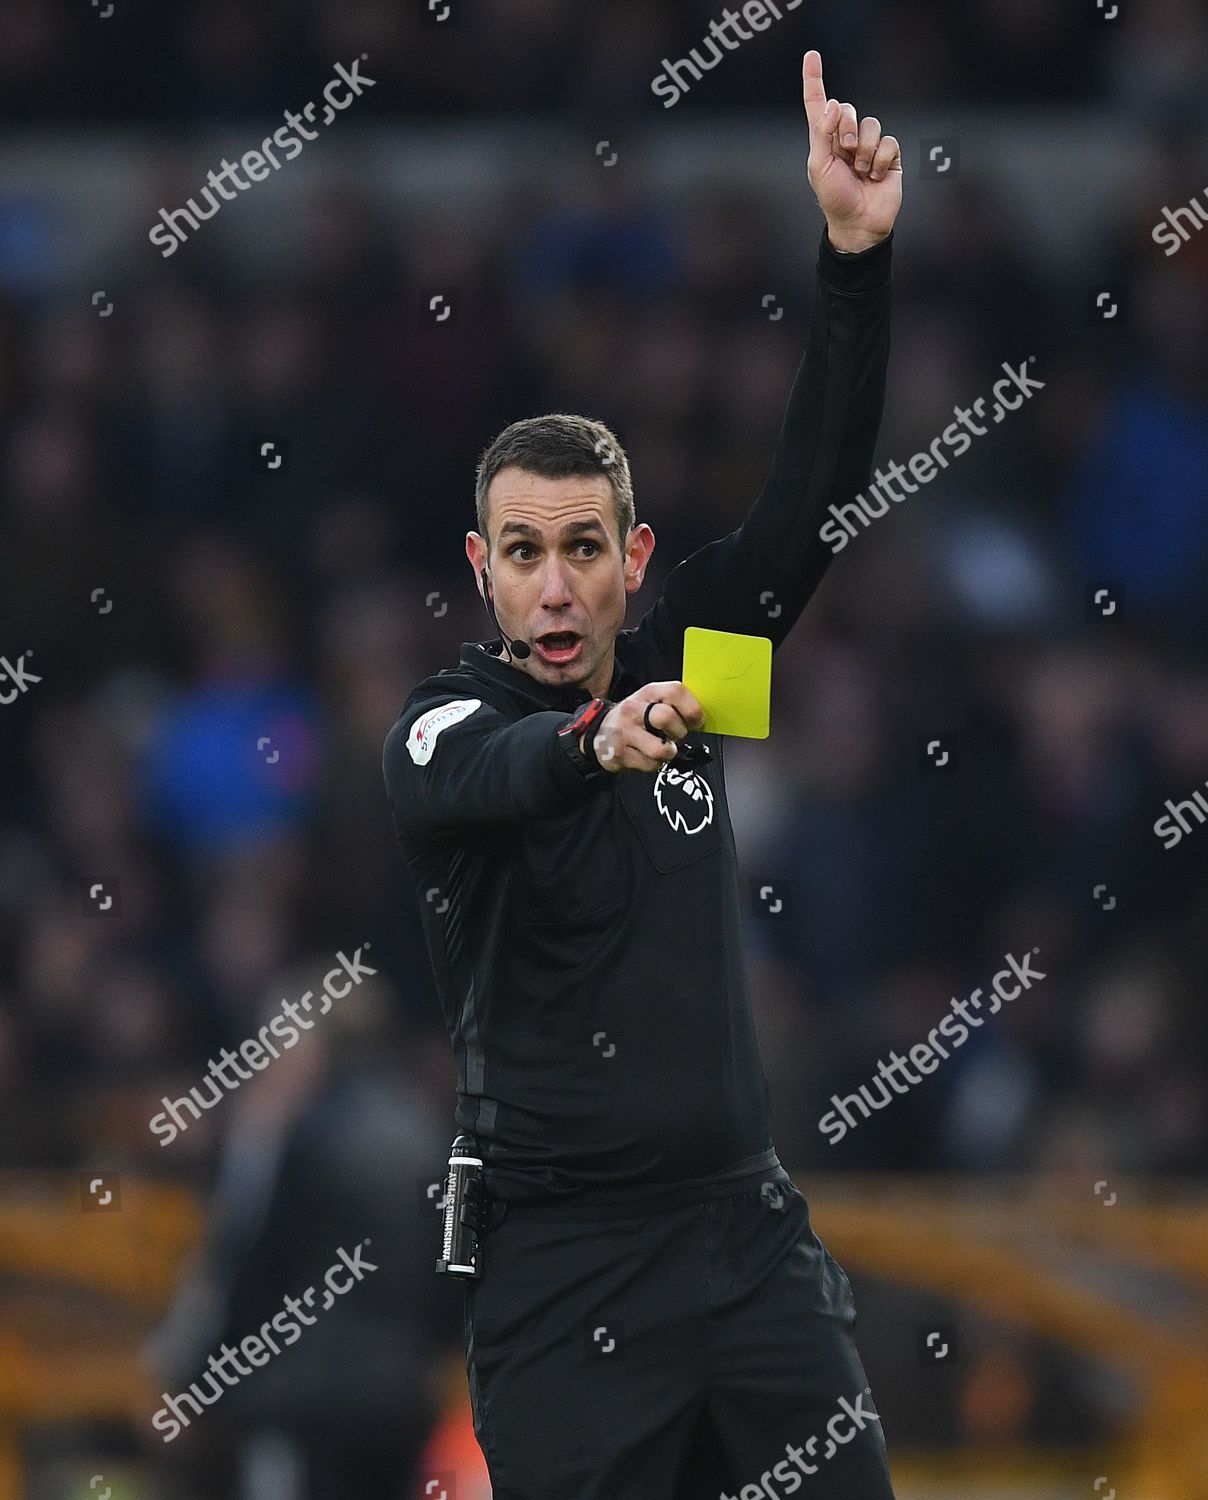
[1,0,1207,1496]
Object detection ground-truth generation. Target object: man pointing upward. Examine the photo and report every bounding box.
[384,49,902,1499]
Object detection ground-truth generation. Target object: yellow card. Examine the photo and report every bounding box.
[681,626,771,738]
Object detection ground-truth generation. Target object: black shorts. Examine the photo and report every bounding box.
[463,1166,896,1499]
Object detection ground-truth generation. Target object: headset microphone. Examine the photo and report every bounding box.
[480,568,530,661]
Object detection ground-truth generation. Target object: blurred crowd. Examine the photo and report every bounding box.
[1,0,1207,1488]
[0,0,1206,119]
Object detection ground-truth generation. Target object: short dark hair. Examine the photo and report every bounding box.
[474,414,634,551]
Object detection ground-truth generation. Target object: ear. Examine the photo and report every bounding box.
[466,531,488,594]
[623,523,656,594]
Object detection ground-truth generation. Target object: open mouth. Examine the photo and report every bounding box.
[534,631,583,664]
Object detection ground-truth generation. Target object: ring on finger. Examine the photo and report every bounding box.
[643,702,669,742]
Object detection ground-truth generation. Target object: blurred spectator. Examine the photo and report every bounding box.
[145,962,458,1500]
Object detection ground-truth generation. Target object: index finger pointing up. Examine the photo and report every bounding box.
[802,49,828,135]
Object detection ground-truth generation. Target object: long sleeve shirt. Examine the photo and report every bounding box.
[383,228,892,1204]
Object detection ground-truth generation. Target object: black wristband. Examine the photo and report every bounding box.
[555,697,615,782]
[582,708,613,772]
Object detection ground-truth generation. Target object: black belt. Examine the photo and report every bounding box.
[479,1148,786,1227]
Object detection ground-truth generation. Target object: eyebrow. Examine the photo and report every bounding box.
[498,520,608,542]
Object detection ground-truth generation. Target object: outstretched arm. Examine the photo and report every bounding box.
[635,51,901,666]
[384,696,608,838]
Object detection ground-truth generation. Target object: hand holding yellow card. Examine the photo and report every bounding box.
[681,627,771,738]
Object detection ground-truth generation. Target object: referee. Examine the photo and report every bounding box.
[384,51,901,1500]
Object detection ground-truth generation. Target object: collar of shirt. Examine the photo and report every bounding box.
[458,638,632,713]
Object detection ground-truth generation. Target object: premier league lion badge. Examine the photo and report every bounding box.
[653,762,715,836]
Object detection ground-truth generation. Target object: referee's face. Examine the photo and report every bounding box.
[468,467,655,699]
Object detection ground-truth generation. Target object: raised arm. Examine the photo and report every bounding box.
[635,51,901,665]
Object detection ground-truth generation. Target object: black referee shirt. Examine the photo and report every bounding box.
[384,229,892,1203]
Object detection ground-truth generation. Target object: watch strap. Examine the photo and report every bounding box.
[555,696,614,781]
